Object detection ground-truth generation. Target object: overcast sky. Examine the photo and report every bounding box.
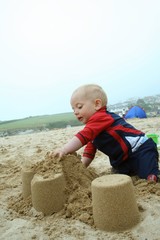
[0,0,160,121]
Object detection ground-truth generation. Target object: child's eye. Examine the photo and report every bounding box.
[77,105,82,109]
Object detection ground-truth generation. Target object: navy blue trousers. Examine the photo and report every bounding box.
[113,138,159,179]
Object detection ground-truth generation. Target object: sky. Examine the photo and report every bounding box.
[0,0,160,121]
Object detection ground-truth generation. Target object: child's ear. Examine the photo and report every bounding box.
[95,99,102,110]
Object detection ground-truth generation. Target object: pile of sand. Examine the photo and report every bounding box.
[7,153,98,226]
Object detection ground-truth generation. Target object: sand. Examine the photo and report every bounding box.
[0,117,160,240]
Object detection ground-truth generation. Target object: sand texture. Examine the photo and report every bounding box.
[0,117,160,240]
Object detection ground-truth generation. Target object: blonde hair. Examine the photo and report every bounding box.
[71,84,108,106]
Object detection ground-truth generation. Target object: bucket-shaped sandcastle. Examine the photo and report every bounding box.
[31,173,66,215]
[21,169,35,199]
[91,174,140,231]
[22,167,66,215]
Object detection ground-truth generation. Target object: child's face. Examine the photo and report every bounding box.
[70,91,99,124]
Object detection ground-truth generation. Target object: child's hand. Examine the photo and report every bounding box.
[49,148,66,160]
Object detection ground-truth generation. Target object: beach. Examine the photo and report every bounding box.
[0,117,160,240]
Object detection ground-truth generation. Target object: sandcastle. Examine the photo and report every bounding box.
[91,174,140,231]
[20,154,97,217]
[21,169,35,199]
[31,173,65,215]
[21,168,66,215]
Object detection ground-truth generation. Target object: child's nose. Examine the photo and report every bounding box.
[74,109,79,115]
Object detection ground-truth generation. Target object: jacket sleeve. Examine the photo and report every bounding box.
[82,141,97,160]
[75,114,113,145]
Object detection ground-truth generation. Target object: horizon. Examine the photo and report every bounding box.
[1,92,159,122]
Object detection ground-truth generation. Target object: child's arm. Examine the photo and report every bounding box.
[51,136,83,159]
[81,156,93,167]
[81,141,96,167]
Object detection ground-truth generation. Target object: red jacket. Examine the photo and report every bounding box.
[75,107,144,167]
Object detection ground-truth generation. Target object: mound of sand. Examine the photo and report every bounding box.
[8,153,98,226]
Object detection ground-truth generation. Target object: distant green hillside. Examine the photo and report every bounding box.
[0,112,82,136]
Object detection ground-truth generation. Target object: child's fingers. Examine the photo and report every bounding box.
[46,151,57,159]
[49,151,63,160]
